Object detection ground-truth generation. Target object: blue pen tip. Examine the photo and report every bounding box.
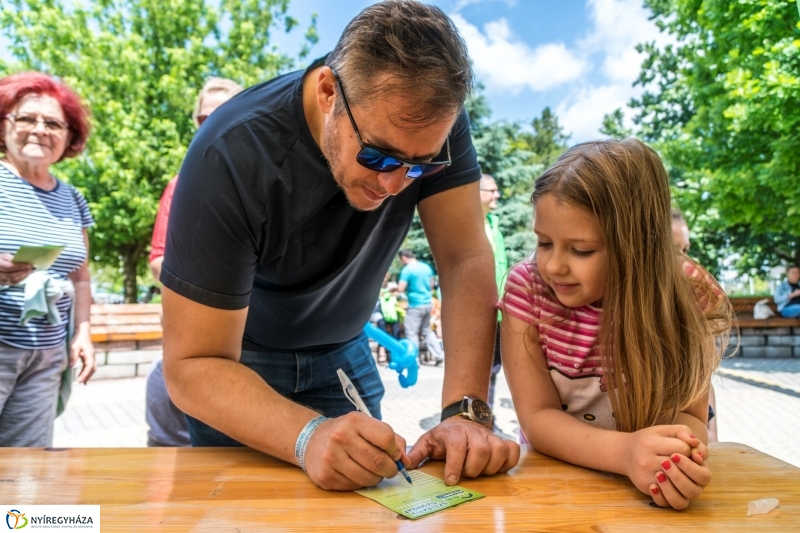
[396,461,412,484]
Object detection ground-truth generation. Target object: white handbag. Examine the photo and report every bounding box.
[753,299,776,319]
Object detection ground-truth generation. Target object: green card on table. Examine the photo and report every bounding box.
[355,469,484,520]
[12,245,66,270]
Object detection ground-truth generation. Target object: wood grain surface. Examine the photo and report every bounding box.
[1,442,797,532]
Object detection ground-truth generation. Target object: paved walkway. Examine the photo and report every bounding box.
[54,356,800,468]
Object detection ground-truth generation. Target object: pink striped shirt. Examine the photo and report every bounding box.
[501,259,724,439]
[502,261,604,378]
[501,261,614,434]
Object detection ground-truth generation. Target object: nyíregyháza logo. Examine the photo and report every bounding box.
[6,510,28,530]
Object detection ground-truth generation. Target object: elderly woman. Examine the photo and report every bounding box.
[0,71,96,446]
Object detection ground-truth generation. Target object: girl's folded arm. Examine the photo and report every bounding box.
[674,390,711,468]
[675,393,710,443]
[501,312,630,476]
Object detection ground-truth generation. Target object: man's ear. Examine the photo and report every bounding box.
[316,67,337,114]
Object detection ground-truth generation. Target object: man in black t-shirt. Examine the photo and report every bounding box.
[161,0,519,491]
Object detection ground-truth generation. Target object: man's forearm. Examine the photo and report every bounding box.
[165,355,322,464]
[439,253,497,407]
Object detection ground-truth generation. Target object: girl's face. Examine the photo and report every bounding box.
[534,193,608,308]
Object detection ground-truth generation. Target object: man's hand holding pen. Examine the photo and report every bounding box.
[303,413,411,491]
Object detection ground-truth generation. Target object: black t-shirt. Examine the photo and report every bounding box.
[161,65,481,351]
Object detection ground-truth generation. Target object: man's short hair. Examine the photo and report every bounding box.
[398,249,415,259]
[192,77,244,123]
[326,0,473,125]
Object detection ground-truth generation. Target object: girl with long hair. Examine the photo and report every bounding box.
[501,138,732,509]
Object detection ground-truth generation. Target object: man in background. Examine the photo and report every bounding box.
[398,249,444,365]
[671,207,691,255]
[481,174,509,436]
[671,207,718,442]
[146,77,243,447]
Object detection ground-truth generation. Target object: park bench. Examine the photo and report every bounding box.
[89,303,162,379]
[729,296,800,358]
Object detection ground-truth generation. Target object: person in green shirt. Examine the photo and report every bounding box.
[481,174,509,435]
[375,281,402,363]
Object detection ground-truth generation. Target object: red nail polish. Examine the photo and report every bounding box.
[657,472,667,483]
[661,460,671,470]
[671,454,681,464]
[651,487,659,495]
[698,452,704,460]
[690,434,697,440]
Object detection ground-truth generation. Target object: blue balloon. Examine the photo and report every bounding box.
[363,323,419,388]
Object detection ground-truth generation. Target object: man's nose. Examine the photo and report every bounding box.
[376,169,410,196]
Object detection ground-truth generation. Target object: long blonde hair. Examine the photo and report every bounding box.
[531,138,732,432]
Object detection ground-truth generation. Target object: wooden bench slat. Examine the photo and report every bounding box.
[91,315,162,326]
[734,317,800,328]
[91,331,164,343]
[90,304,163,344]
[91,304,162,315]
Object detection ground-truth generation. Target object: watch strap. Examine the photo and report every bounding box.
[440,397,468,423]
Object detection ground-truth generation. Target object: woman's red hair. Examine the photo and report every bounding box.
[0,71,90,160]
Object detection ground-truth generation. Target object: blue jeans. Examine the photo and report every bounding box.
[186,332,384,446]
[780,304,800,318]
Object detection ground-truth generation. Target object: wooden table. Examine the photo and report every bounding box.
[1,443,797,531]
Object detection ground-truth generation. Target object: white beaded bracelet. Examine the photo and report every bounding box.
[294,415,328,473]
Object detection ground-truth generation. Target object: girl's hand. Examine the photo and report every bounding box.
[676,431,709,466]
[649,451,712,510]
[623,425,700,507]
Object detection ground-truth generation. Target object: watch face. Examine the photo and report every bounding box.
[469,398,493,425]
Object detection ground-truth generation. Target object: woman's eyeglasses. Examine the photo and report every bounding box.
[334,73,451,179]
[5,114,68,134]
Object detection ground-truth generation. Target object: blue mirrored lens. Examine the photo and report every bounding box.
[357,147,446,179]
[358,148,403,172]
[408,164,446,178]
[407,166,424,178]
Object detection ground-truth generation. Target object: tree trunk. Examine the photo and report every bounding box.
[121,240,147,303]
[122,256,138,303]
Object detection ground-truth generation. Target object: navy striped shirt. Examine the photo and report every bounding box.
[0,164,93,349]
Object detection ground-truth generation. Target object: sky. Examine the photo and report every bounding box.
[272,0,673,143]
[0,0,671,143]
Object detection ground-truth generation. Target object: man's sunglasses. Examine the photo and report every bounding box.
[334,73,451,179]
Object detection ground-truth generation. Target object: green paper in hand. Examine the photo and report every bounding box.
[355,469,484,520]
[12,245,66,270]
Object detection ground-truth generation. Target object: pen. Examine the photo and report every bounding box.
[337,368,412,484]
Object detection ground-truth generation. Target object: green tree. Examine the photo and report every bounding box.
[517,106,569,168]
[630,0,800,275]
[402,87,567,273]
[600,108,633,139]
[0,0,317,301]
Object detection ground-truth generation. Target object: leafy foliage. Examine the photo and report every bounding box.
[402,85,569,276]
[600,108,633,140]
[630,0,800,275]
[0,0,316,300]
